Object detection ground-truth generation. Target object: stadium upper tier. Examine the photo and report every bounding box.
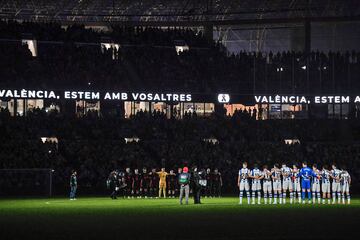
[0,21,359,94]
[0,0,359,23]
[0,21,208,45]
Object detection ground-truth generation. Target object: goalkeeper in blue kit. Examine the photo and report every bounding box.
[299,162,313,204]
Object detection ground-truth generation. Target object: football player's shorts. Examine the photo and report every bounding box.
[252,181,261,191]
[341,182,350,193]
[239,180,250,191]
[263,181,272,192]
[312,182,320,192]
[321,183,330,193]
[282,179,293,191]
[273,180,282,191]
[301,180,311,190]
[293,181,301,192]
[332,182,341,192]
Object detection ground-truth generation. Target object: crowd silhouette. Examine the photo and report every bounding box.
[0,21,359,93]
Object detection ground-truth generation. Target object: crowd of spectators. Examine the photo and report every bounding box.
[0,109,359,195]
[0,21,359,93]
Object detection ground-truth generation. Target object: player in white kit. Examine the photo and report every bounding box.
[262,165,272,204]
[249,164,263,204]
[330,164,342,204]
[321,165,331,204]
[281,163,293,204]
[311,164,321,204]
[292,165,301,203]
[271,164,282,204]
[340,167,351,204]
[238,162,251,204]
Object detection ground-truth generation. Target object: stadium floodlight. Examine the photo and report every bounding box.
[174,40,189,55]
[124,137,140,143]
[21,33,38,57]
[284,139,300,145]
[203,138,219,144]
[40,137,58,144]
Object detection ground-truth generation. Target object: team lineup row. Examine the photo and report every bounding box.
[70,163,351,204]
[238,162,351,205]
[106,167,223,199]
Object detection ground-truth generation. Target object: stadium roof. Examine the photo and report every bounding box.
[0,0,359,26]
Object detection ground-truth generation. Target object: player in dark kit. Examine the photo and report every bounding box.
[150,168,159,198]
[205,168,213,198]
[140,168,151,198]
[132,169,141,198]
[175,168,182,197]
[108,171,119,199]
[212,168,223,197]
[124,168,133,198]
[167,170,176,198]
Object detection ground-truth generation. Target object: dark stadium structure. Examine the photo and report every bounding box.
[0,0,359,23]
[0,1,360,240]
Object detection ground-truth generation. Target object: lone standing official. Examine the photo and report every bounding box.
[70,170,77,200]
[179,167,191,205]
[192,167,202,204]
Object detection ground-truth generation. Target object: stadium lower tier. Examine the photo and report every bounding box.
[0,109,359,196]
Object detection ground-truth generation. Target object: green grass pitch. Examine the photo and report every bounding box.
[1,197,360,240]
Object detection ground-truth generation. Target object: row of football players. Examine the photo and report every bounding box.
[238,162,351,204]
[107,167,222,198]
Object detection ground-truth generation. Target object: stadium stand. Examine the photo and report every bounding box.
[0,108,359,195]
[0,21,359,93]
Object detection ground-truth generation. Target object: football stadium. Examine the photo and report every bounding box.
[1,0,360,239]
